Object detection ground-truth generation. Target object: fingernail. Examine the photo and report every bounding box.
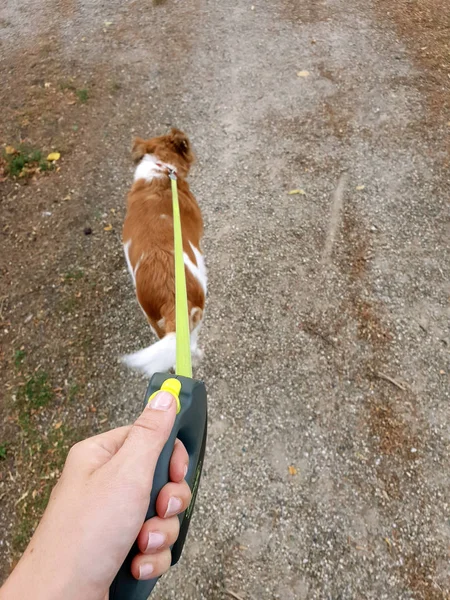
[183,464,188,478]
[146,532,166,551]
[148,392,174,411]
[164,496,183,518]
[138,562,154,580]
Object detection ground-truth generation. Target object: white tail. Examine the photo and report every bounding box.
[122,333,176,377]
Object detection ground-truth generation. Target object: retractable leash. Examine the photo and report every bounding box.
[110,169,208,600]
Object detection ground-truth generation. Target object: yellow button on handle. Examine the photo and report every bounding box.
[148,378,181,414]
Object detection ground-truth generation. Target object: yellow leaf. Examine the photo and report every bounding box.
[104,224,113,231]
[288,189,306,195]
[104,21,113,26]
[297,70,310,77]
[288,465,298,476]
[54,421,63,430]
[355,185,365,191]
[5,146,16,155]
[47,152,61,161]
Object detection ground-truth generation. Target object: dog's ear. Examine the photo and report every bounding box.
[169,128,192,159]
[131,137,148,163]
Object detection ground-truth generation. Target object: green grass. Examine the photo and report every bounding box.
[3,145,54,178]
[0,444,7,460]
[22,371,54,410]
[14,349,26,368]
[10,370,86,556]
[69,383,80,402]
[76,88,89,103]
[64,268,84,281]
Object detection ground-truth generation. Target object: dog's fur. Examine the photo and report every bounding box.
[122,129,206,376]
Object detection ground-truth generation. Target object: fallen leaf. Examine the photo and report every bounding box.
[104,224,113,231]
[54,421,63,430]
[355,185,365,191]
[288,465,298,476]
[288,189,306,195]
[297,70,310,77]
[47,152,61,161]
[5,146,16,155]
[104,21,113,26]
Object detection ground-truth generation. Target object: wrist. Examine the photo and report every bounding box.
[0,550,105,600]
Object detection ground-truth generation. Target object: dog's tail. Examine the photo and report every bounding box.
[121,333,176,377]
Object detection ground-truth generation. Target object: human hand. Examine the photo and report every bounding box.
[0,391,191,600]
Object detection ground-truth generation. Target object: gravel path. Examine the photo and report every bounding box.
[1,0,449,598]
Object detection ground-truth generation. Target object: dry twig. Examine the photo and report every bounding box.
[225,591,245,600]
[376,371,408,391]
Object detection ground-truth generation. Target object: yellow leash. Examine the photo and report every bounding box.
[169,170,192,378]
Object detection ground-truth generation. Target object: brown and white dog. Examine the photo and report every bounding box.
[121,129,206,376]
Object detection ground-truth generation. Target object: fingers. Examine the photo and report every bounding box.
[132,515,183,580]
[155,480,191,519]
[136,516,180,554]
[169,439,189,483]
[113,392,177,489]
[131,548,172,581]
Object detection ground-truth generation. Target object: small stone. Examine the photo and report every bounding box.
[84,226,92,235]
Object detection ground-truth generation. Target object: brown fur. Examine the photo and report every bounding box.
[123,129,204,338]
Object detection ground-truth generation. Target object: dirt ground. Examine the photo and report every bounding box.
[0,0,449,598]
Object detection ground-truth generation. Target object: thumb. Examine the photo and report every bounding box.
[115,391,177,488]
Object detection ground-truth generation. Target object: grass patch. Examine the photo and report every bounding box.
[76,88,89,103]
[64,268,84,282]
[11,422,84,556]
[10,368,87,556]
[22,371,54,409]
[2,145,55,179]
[0,444,7,460]
[69,383,80,402]
[14,349,26,368]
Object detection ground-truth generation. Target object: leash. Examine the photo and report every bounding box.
[169,168,192,378]
[110,163,208,600]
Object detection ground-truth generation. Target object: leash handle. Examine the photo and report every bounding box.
[109,373,207,600]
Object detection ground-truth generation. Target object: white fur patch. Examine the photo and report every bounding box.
[123,240,144,287]
[123,240,136,286]
[134,154,177,183]
[122,333,176,377]
[184,243,207,295]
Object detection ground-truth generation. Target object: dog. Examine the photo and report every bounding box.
[121,128,206,377]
